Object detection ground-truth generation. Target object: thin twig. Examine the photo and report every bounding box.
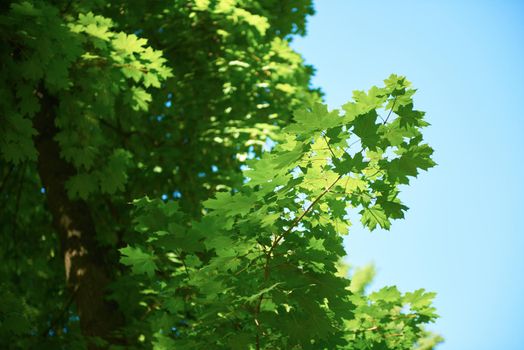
[322,134,337,159]
[252,139,345,348]
[283,175,341,239]
[177,250,191,279]
[383,96,398,124]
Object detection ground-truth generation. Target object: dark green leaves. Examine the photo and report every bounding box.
[385,143,436,184]
[334,151,367,175]
[352,111,382,150]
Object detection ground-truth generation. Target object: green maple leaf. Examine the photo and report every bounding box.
[204,191,257,217]
[396,103,425,127]
[352,86,387,110]
[352,111,382,149]
[333,151,366,175]
[360,205,390,231]
[84,23,112,41]
[143,72,161,88]
[286,102,341,134]
[204,234,234,252]
[76,12,113,29]
[270,143,305,170]
[404,289,437,311]
[308,236,325,251]
[386,143,436,184]
[370,286,401,303]
[380,118,422,148]
[260,212,281,227]
[120,246,157,277]
[112,32,147,55]
[1,140,37,164]
[378,197,408,219]
[121,62,143,82]
[141,46,163,62]
[130,87,152,111]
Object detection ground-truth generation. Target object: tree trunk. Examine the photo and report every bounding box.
[33,89,125,349]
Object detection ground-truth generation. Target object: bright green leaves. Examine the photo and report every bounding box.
[261,74,435,232]
[345,264,441,350]
[287,103,342,134]
[120,246,157,277]
[348,264,376,293]
[414,332,445,350]
[370,286,402,303]
[130,87,152,112]
[112,32,149,55]
[119,75,438,348]
[70,12,172,112]
[353,86,388,110]
[360,206,390,231]
[404,289,439,319]
[73,12,113,42]
[195,0,270,35]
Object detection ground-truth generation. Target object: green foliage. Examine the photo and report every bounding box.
[0,1,441,349]
[115,75,439,349]
[344,265,443,350]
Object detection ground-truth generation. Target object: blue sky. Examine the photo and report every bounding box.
[292,1,524,349]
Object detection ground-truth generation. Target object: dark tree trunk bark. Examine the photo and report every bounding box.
[33,90,125,349]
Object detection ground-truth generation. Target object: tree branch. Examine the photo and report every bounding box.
[322,134,337,159]
[252,169,343,348]
[383,96,397,124]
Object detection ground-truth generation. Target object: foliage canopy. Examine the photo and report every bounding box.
[0,1,441,349]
